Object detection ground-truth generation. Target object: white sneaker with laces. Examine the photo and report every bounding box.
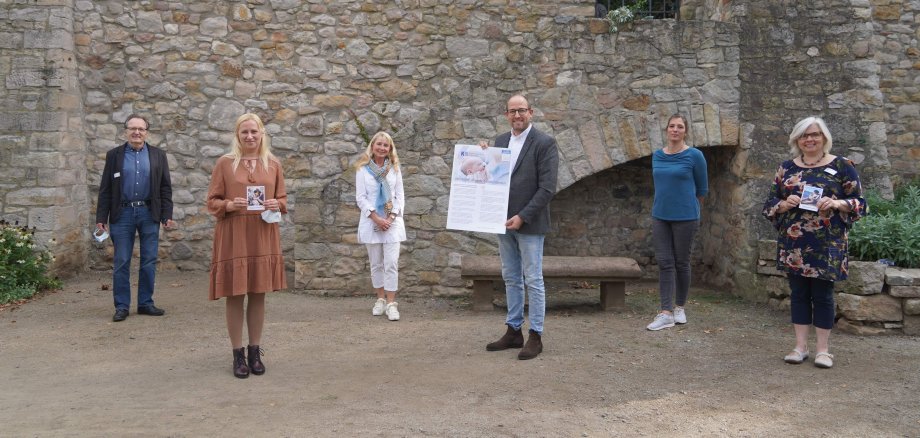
[646,312,675,331]
[674,307,687,324]
[385,302,400,321]
[372,298,386,316]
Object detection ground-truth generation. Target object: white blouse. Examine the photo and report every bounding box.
[355,165,406,244]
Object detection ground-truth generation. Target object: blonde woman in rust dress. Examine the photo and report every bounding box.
[207,113,287,379]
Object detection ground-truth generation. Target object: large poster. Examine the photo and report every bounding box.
[446,144,512,234]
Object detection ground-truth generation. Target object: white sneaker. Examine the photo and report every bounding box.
[385,302,400,321]
[646,312,675,331]
[372,298,386,316]
[674,307,687,324]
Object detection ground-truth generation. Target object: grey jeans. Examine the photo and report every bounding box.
[652,218,700,311]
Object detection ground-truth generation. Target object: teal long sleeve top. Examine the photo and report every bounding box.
[651,147,708,221]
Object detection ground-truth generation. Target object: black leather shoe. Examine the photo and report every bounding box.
[113,309,129,322]
[137,305,165,316]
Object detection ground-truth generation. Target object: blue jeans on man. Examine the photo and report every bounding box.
[110,205,160,311]
[498,230,546,335]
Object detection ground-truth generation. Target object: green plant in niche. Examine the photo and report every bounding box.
[0,221,61,305]
[849,180,920,268]
[607,0,648,33]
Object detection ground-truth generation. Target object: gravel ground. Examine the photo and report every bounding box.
[1,270,918,437]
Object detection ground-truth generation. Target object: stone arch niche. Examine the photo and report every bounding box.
[299,16,743,296]
[546,146,739,285]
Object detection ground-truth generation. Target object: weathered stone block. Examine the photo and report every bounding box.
[758,239,775,261]
[23,30,73,49]
[379,79,416,99]
[904,315,920,336]
[890,286,920,298]
[445,37,488,57]
[206,98,245,131]
[460,119,495,139]
[835,318,889,336]
[837,261,885,295]
[136,11,164,32]
[200,17,229,37]
[886,267,920,286]
[904,299,920,316]
[7,187,70,206]
[0,112,66,132]
[756,264,784,277]
[836,292,903,322]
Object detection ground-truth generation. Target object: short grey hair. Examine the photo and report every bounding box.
[787,116,833,157]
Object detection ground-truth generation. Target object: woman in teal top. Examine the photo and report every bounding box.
[646,114,709,331]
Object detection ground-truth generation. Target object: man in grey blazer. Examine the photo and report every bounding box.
[481,95,559,360]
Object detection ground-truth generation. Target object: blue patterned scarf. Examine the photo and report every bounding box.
[365,159,393,215]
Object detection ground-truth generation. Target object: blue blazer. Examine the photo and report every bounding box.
[96,143,173,225]
[493,126,559,235]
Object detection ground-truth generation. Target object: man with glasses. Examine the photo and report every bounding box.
[481,95,559,360]
[96,114,176,322]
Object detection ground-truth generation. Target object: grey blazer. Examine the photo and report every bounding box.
[493,126,559,235]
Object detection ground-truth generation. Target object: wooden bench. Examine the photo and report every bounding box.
[460,255,643,312]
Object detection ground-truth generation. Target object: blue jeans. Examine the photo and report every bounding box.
[498,231,546,335]
[788,274,835,329]
[110,206,160,310]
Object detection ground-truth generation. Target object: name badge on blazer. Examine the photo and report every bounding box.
[824,168,837,176]
[114,172,121,178]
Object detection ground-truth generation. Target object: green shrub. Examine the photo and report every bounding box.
[0,221,61,305]
[850,182,920,268]
[606,0,648,33]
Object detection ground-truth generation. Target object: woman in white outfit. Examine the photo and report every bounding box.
[355,132,407,321]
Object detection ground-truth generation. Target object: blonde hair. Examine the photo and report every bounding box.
[354,131,401,171]
[788,116,833,157]
[225,113,278,173]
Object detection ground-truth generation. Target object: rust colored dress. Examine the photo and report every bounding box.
[207,156,287,300]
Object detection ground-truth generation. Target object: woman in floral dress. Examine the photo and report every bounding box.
[762,116,867,369]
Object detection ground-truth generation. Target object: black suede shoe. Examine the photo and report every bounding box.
[113,309,129,322]
[486,325,524,351]
[137,305,165,316]
[518,330,543,360]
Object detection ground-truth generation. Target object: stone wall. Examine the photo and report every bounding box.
[757,242,920,335]
[730,0,898,299]
[3,0,919,305]
[870,0,920,181]
[58,1,740,296]
[0,0,88,276]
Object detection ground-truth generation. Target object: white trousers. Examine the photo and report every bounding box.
[366,242,400,292]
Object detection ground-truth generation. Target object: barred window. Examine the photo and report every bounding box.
[595,0,680,20]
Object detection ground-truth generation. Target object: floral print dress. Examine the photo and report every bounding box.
[762,156,867,281]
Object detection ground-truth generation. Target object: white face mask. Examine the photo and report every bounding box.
[261,210,282,224]
[93,228,109,242]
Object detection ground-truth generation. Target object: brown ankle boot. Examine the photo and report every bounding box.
[486,325,524,351]
[518,331,543,360]
[247,345,265,375]
[232,347,250,379]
